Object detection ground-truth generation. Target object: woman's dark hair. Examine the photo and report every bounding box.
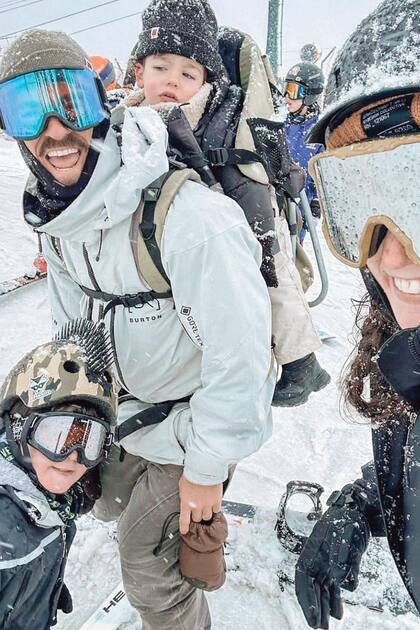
[342,294,414,425]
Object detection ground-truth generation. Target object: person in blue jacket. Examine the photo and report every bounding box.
[283,62,325,243]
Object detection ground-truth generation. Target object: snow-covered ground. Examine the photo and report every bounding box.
[0,134,419,629]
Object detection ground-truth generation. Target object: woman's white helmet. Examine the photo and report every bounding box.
[308,0,420,144]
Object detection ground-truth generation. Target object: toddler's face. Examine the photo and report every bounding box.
[135,53,206,105]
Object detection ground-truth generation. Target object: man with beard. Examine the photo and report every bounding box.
[0,29,274,629]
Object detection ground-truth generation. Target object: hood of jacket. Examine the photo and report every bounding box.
[0,453,64,529]
[23,107,170,243]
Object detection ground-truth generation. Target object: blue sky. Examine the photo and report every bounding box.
[0,0,382,74]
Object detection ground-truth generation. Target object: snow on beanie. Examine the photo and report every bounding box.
[327,93,420,149]
[135,0,225,80]
[0,29,91,83]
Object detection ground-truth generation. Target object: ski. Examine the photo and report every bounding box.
[315,324,336,342]
[0,270,47,297]
[79,582,133,629]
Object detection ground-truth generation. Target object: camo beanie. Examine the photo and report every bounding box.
[135,0,225,80]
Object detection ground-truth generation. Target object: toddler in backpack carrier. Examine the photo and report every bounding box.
[119,1,329,407]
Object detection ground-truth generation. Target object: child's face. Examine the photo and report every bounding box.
[29,444,87,494]
[135,53,206,105]
[286,96,305,114]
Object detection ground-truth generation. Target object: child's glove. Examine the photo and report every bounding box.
[310,199,321,219]
[179,511,228,591]
[377,326,420,410]
[295,484,370,629]
[121,106,169,189]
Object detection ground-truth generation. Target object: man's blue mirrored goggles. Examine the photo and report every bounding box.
[0,68,108,140]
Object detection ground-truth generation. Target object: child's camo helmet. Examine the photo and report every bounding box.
[0,320,117,424]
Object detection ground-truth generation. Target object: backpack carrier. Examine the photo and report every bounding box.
[110,28,321,306]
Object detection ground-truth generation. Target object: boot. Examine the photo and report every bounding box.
[272,353,330,407]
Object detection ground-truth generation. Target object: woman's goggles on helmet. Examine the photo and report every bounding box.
[26,412,112,468]
[283,81,307,100]
[309,133,420,268]
[0,68,108,140]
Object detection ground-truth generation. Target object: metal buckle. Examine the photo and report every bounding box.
[143,187,160,202]
[119,294,144,308]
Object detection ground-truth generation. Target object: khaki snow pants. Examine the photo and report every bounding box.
[94,446,211,630]
[270,215,321,365]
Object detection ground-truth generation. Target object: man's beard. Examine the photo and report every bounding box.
[37,132,90,161]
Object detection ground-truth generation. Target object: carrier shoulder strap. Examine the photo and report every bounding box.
[235,34,275,185]
[130,167,201,295]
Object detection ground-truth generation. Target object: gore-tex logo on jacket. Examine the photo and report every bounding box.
[180,306,203,348]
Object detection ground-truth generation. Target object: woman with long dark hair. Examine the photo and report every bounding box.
[293,0,420,627]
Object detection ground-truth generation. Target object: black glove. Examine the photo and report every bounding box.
[310,199,321,219]
[295,484,370,629]
[377,326,420,410]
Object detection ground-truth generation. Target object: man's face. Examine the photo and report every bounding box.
[135,53,206,105]
[23,117,93,186]
[29,444,87,494]
[367,230,420,328]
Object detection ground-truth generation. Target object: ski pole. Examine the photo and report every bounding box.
[300,189,329,307]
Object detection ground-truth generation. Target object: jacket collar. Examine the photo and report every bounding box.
[0,454,64,529]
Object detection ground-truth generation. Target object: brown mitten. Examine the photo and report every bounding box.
[179,511,228,591]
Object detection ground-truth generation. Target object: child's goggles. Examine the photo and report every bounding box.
[0,68,108,140]
[309,133,420,268]
[283,81,307,100]
[26,412,112,468]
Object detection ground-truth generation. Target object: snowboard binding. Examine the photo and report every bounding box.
[275,480,324,554]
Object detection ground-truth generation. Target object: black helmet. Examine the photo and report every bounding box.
[285,62,324,107]
[300,43,321,64]
[308,0,420,144]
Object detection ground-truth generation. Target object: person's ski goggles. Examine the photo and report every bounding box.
[0,68,108,140]
[283,81,307,100]
[309,133,420,268]
[25,412,112,468]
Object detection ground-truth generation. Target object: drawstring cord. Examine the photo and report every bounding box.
[153,511,180,557]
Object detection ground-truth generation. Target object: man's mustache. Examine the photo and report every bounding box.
[39,134,90,157]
